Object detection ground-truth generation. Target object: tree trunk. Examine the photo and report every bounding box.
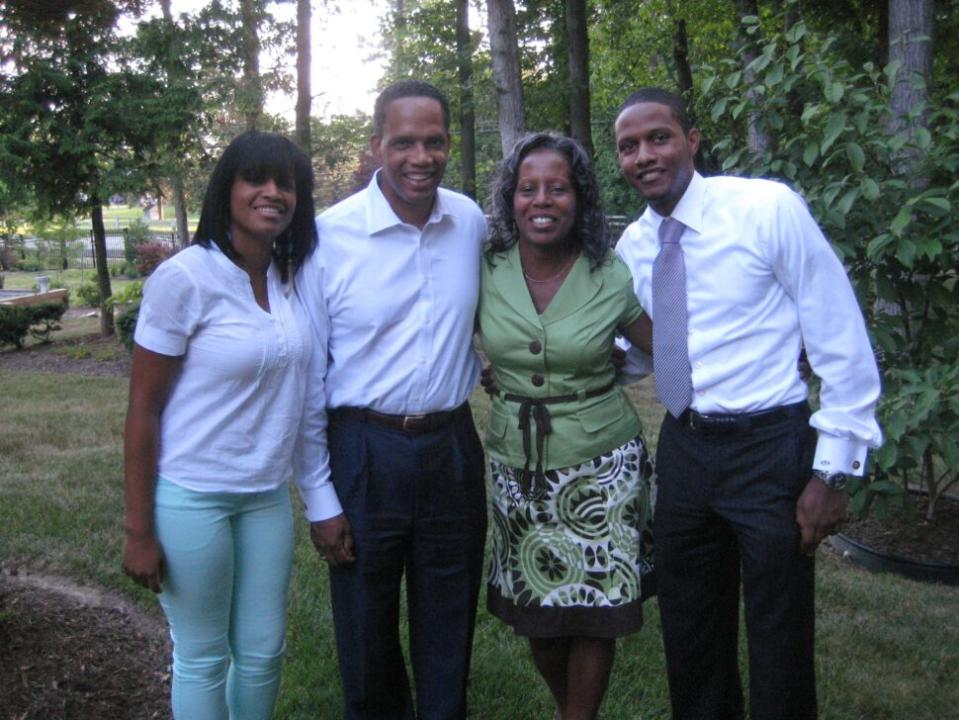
[91,203,114,337]
[456,0,476,198]
[734,0,772,159]
[887,0,933,176]
[240,0,263,132]
[172,173,189,248]
[295,0,311,155]
[487,0,526,157]
[565,0,592,157]
[672,17,693,103]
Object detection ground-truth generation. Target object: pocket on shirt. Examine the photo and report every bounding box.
[577,394,626,433]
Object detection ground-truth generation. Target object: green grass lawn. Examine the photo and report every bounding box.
[1,348,957,719]
[2,269,137,300]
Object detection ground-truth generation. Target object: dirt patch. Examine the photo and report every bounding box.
[0,332,130,377]
[841,493,959,566]
[0,565,171,720]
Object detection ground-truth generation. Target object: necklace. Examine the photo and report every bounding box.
[522,252,578,284]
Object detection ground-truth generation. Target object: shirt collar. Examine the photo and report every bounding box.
[364,169,451,235]
[644,170,705,237]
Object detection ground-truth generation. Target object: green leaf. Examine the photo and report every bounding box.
[845,142,865,172]
[725,71,742,90]
[765,63,783,87]
[711,97,728,121]
[889,206,912,236]
[869,480,905,496]
[860,177,880,201]
[894,240,915,267]
[821,112,847,153]
[885,411,907,440]
[923,196,951,212]
[837,187,859,215]
[866,232,894,260]
[802,140,818,166]
[826,81,845,104]
[875,443,897,470]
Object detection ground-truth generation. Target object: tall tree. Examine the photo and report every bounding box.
[239,0,264,130]
[0,1,159,336]
[456,0,477,197]
[158,0,192,248]
[565,0,592,156]
[887,0,934,176]
[295,0,312,154]
[487,0,527,156]
[734,0,772,158]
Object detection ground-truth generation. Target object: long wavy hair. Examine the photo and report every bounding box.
[193,131,317,283]
[486,132,610,271]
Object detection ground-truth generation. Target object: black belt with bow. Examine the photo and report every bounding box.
[496,381,616,498]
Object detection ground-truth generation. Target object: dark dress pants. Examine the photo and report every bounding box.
[654,404,817,720]
[326,404,487,720]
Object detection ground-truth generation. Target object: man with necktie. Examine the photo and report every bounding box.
[614,87,882,720]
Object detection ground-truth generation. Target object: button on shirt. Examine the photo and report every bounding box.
[297,171,487,518]
[134,244,329,505]
[616,171,883,475]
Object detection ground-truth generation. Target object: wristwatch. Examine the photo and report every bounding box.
[813,468,848,492]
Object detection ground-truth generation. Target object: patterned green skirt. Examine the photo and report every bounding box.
[486,436,655,638]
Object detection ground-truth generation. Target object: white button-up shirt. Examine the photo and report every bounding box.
[135,244,328,502]
[296,172,487,518]
[617,171,883,475]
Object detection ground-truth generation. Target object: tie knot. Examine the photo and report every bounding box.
[659,217,684,245]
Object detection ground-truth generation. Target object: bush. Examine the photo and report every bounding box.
[108,281,143,352]
[0,302,67,350]
[124,218,152,263]
[134,242,173,277]
[75,282,101,308]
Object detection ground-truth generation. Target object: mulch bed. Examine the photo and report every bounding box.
[841,493,959,566]
[0,335,131,377]
[0,567,171,720]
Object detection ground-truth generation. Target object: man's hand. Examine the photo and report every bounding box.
[795,476,848,555]
[480,364,499,397]
[310,513,356,567]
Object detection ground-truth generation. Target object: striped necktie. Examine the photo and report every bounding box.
[652,216,693,417]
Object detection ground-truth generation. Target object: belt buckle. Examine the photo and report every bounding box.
[402,414,428,432]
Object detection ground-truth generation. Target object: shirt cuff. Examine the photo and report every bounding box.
[813,433,869,476]
[298,480,343,522]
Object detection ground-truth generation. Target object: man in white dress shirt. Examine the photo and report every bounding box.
[613,87,882,720]
[298,80,487,720]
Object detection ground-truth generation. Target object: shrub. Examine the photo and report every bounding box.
[75,282,101,308]
[108,281,144,352]
[134,242,173,277]
[124,218,152,263]
[0,302,67,349]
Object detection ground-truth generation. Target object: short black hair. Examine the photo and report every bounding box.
[373,80,451,136]
[616,87,693,134]
[193,131,317,283]
[486,132,610,271]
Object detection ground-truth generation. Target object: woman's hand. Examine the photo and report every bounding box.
[122,530,164,593]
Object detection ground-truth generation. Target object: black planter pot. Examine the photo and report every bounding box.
[830,533,959,586]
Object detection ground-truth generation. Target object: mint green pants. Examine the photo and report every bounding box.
[155,477,294,720]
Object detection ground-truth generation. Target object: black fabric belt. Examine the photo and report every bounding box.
[496,381,616,497]
[678,401,808,435]
[330,402,466,435]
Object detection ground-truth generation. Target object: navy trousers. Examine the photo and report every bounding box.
[654,404,818,720]
[326,404,487,720]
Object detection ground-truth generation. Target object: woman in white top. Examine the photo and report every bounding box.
[122,131,325,720]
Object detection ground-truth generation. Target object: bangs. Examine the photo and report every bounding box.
[234,136,297,188]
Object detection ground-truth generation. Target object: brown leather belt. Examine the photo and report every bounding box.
[330,403,466,435]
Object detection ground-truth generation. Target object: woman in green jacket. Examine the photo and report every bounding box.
[478,132,654,720]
